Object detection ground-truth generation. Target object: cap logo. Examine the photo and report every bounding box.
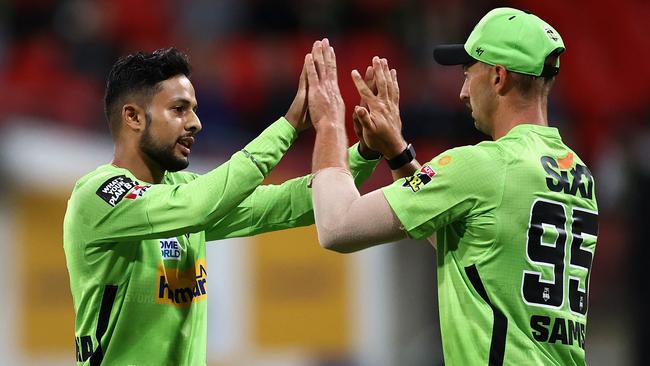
[475,47,485,56]
[545,27,559,41]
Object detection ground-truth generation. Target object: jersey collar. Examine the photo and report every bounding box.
[499,123,561,141]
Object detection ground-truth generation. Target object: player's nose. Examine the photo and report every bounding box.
[187,112,202,134]
[459,80,470,104]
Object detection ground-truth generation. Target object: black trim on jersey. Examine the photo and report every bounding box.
[89,284,118,366]
[465,265,508,366]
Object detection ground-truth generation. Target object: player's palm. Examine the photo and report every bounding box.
[351,57,406,158]
[305,39,345,131]
[285,63,312,132]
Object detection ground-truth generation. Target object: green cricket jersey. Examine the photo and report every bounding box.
[383,124,597,365]
[64,117,379,366]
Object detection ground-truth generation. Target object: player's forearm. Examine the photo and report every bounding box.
[205,175,313,240]
[198,117,296,222]
[349,142,382,186]
[312,168,406,253]
[312,123,349,172]
[205,144,379,240]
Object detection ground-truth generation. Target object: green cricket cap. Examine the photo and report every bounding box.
[433,8,565,77]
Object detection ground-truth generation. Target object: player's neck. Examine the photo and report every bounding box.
[112,143,165,184]
[491,99,548,140]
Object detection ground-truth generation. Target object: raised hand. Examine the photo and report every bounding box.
[351,57,407,159]
[307,38,349,171]
[284,58,312,132]
[352,66,382,160]
[305,38,345,131]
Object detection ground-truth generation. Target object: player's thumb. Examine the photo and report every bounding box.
[354,106,374,130]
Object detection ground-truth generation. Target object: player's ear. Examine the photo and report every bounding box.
[493,65,509,96]
[122,103,146,132]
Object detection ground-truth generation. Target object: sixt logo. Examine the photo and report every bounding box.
[402,165,436,192]
[540,153,594,199]
[157,259,207,306]
[160,238,182,260]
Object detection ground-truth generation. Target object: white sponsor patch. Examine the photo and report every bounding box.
[160,238,182,260]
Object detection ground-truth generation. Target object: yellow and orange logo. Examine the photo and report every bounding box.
[156,258,207,306]
[437,155,453,166]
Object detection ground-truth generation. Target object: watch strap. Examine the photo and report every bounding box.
[386,143,416,170]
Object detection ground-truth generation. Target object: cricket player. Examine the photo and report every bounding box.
[63,47,390,365]
[307,8,598,365]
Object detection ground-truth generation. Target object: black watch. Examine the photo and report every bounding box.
[386,143,416,170]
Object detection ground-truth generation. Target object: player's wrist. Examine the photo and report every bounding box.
[382,139,409,160]
[314,118,345,134]
[385,143,416,170]
[358,142,382,160]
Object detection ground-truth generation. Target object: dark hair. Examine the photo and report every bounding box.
[510,53,559,98]
[104,47,191,133]
[510,73,555,98]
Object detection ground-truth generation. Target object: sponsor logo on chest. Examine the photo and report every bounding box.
[157,258,208,306]
[160,238,182,260]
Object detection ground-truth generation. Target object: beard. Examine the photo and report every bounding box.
[139,112,189,172]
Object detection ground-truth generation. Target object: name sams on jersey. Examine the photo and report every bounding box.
[530,315,586,349]
[541,156,594,199]
[160,238,181,260]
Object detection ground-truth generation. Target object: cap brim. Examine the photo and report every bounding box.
[433,44,475,65]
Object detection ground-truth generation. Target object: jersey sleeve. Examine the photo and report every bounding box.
[69,117,297,244]
[204,142,381,240]
[382,145,504,240]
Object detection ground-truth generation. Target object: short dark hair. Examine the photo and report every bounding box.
[510,53,559,98]
[510,73,556,98]
[104,47,191,133]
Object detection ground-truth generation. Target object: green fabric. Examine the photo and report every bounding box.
[383,124,598,365]
[205,143,380,240]
[464,7,565,76]
[64,117,380,365]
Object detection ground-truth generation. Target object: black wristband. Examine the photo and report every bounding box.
[386,143,416,170]
[357,143,383,161]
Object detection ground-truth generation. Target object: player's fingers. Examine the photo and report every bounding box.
[364,65,377,94]
[298,60,307,90]
[328,46,339,86]
[390,68,399,105]
[373,56,388,99]
[321,39,336,82]
[364,65,373,81]
[312,40,325,80]
[305,54,319,88]
[382,59,395,104]
[354,105,375,131]
[351,69,376,103]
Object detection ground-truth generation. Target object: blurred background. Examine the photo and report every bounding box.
[0,0,648,365]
